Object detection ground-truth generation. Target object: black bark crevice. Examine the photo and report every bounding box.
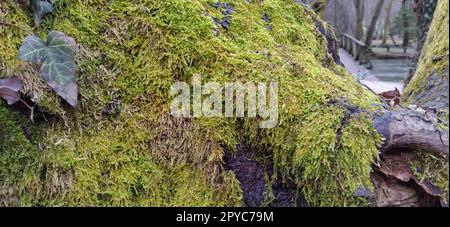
[313,20,343,67]
[224,144,308,207]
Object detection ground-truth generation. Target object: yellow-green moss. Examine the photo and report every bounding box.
[412,152,449,206]
[0,104,242,206]
[403,1,449,205]
[0,105,39,206]
[1,0,383,206]
[404,0,449,105]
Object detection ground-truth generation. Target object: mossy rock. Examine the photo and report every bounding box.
[0,0,384,206]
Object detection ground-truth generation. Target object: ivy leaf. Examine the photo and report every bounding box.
[0,77,23,105]
[30,0,53,26]
[19,31,78,107]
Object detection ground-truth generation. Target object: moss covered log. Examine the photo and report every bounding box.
[400,0,449,206]
[0,0,446,207]
[404,0,448,117]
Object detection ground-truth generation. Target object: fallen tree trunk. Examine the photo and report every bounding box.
[373,108,449,159]
[371,107,449,207]
[0,0,448,207]
[372,0,449,207]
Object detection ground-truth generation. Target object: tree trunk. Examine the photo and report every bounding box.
[0,0,447,207]
[404,0,448,116]
[354,0,365,41]
[405,0,438,84]
[402,0,410,53]
[390,33,398,46]
[377,0,449,207]
[365,0,385,48]
[311,0,329,18]
[382,0,394,46]
[373,109,449,159]
[414,0,438,53]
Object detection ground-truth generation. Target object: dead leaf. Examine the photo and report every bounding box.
[0,77,23,105]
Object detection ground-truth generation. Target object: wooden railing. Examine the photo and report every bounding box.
[340,33,373,69]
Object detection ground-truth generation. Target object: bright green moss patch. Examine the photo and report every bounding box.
[1,0,384,206]
[246,105,381,206]
[0,105,242,206]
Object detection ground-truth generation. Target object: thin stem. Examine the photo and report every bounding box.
[0,21,34,35]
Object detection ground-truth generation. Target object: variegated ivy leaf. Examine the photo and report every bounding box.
[31,0,53,26]
[19,31,78,107]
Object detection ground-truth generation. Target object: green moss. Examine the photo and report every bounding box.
[0,105,39,206]
[412,153,449,206]
[0,105,242,206]
[1,0,383,206]
[404,0,449,105]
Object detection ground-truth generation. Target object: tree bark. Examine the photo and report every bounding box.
[365,0,385,48]
[404,0,448,112]
[311,0,329,18]
[413,0,438,53]
[373,108,449,159]
[382,0,394,46]
[405,0,438,84]
[375,0,449,207]
[402,0,410,53]
[354,0,365,41]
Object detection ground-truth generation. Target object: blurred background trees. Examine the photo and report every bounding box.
[303,0,436,50]
[304,0,439,90]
